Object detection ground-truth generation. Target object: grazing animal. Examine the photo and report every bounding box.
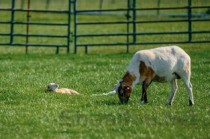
[115,46,194,105]
[46,83,79,95]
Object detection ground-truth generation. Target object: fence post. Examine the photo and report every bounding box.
[99,0,103,14]
[188,0,192,42]
[25,0,31,53]
[67,0,71,53]
[126,0,131,53]
[46,0,50,10]
[73,0,77,54]
[132,0,136,44]
[10,0,15,45]
[157,0,161,15]
[85,45,88,54]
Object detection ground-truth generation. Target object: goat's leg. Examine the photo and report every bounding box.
[180,70,194,106]
[183,79,194,105]
[141,82,147,103]
[167,79,178,105]
[141,81,150,104]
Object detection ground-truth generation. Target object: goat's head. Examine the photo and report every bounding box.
[117,82,132,104]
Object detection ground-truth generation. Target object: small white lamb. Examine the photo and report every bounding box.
[46,83,79,95]
[114,46,194,105]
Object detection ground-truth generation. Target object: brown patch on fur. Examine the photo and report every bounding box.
[122,72,136,86]
[118,72,135,104]
[139,61,155,83]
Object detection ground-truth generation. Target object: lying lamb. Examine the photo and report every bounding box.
[46,83,79,95]
[113,46,194,105]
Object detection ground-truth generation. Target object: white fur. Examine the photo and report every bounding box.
[114,46,194,105]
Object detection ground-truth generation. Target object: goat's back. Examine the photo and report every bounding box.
[127,46,191,81]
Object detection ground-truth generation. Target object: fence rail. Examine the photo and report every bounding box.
[73,0,210,53]
[0,0,72,53]
[0,0,210,53]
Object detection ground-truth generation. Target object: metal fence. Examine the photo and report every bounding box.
[73,0,210,53]
[0,0,210,53]
[0,0,72,53]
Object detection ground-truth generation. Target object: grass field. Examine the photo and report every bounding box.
[0,0,210,139]
[0,44,210,139]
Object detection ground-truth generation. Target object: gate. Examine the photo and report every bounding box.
[0,0,72,53]
[73,0,210,53]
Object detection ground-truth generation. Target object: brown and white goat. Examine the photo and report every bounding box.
[114,46,194,105]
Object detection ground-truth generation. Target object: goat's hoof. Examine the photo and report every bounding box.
[189,100,194,106]
[167,102,173,106]
[166,102,173,106]
[140,100,148,104]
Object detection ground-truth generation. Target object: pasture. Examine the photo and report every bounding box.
[0,44,210,139]
[0,0,210,139]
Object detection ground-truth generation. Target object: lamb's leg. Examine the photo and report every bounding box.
[141,81,150,104]
[167,79,178,105]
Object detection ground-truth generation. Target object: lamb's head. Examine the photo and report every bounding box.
[117,82,132,104]
[47,83,59,92]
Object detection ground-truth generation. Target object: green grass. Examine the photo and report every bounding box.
[0,0,210,138]
[0,44,210,139]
